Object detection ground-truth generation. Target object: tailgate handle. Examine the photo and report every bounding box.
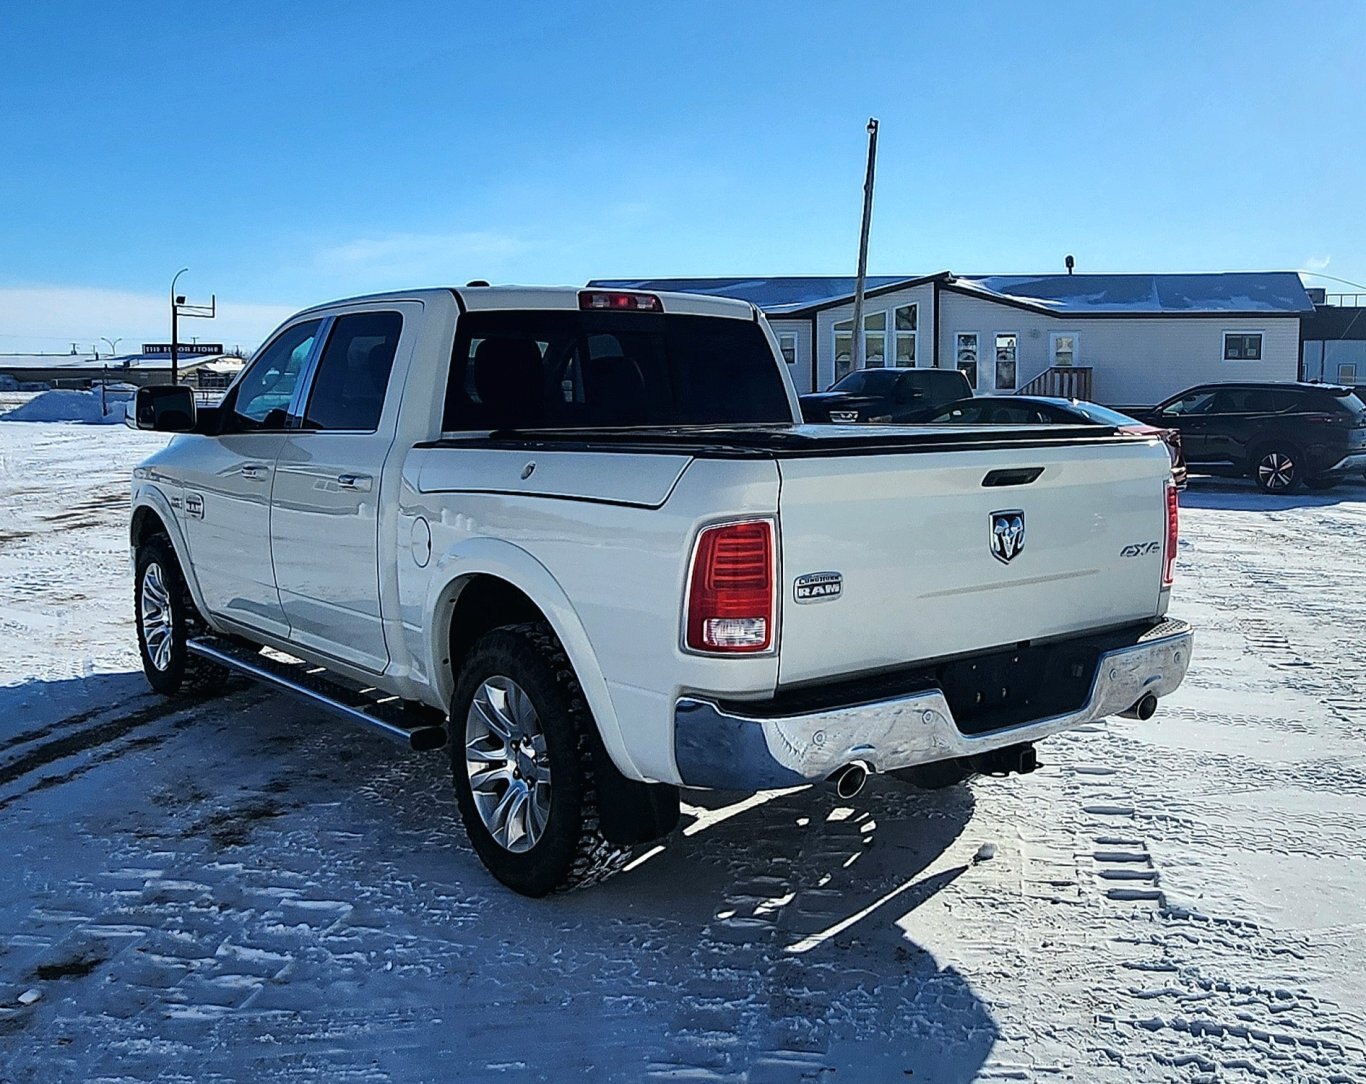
[982,467,1044,487]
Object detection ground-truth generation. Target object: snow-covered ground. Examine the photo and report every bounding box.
[1,421,1364,1083]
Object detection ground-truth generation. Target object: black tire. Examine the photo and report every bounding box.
[1304,476,1340,492]
[449,622,631,896]
[134,535,226,696]
[889,758,975,791]
[1250,446,1302,493]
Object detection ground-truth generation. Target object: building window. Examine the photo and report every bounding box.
[1340,363,1359,384]
[995,333,1018,390]
[955,332,979,389]
[894,304,917,367]
[833,312,889,380]
[1223,332,1263,361]
[778,332,798,366]
[1050,331,1078,367]
[864,311,887,367]
[833,319,854,382]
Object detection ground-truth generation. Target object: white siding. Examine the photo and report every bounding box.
[812,283,937,390]
[937,292,1301,406]
[768,318,815,394]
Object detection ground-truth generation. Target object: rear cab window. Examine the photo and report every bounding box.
[442,310,791,431]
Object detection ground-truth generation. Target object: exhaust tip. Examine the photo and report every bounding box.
[829,762,869,800]
[1120,693,1159,721]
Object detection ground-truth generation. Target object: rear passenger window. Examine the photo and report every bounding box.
[302,312,403,431]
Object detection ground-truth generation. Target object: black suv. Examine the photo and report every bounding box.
[1132,382,1366,492]
[800,368,973,424]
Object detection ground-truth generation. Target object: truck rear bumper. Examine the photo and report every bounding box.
[673,618,1192,791]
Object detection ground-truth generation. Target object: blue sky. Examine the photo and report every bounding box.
[1,1,1363,353]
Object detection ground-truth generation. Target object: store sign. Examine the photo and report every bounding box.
[140,343,224,356]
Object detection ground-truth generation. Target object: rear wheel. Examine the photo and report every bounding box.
[1252,447,1301,493]
[449,622,632,896]
[134,536,225,696]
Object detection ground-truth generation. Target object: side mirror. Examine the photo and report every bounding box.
[133,385,197,432]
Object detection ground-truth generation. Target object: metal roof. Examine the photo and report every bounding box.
[588,272,1316,317]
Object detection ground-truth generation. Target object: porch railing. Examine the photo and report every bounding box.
[1017,366,1093,401]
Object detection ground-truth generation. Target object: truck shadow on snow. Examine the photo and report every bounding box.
[1,675,999,1081]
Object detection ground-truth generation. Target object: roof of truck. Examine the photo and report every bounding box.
[294,285,758,321]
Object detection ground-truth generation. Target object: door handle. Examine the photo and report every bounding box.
[336,473,373,492]
[240,463,269,480]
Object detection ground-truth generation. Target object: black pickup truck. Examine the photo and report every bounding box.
[800,368,973,424]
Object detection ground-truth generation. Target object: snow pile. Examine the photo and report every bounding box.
[0,387,132,425]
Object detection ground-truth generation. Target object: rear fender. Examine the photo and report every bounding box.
[424,536,643,782]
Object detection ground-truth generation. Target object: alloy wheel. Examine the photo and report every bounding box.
[465,676,553,853]
[1257,451,1296,491]
[139,562,175,672]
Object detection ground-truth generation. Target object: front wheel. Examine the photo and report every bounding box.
[449,622,632,896]
[134,536,225,695]
[1252,448,1301,493]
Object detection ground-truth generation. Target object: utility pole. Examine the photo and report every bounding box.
[100,336,122,356]
[169,268,215,385]
[849,117,879,373]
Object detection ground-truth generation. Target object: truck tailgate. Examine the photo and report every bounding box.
[776,435,1170,686]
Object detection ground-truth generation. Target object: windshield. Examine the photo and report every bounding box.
[1066,402,1140,425]
[443,310,792,431]
[827,369,901,395]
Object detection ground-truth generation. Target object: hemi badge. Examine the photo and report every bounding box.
[794,571,843,603]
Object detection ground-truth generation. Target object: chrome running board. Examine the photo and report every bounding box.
[187,636,448,752]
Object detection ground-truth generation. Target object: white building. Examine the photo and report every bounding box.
[589,272,1315,406]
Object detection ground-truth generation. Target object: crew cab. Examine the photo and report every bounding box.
[128,285,1192,896]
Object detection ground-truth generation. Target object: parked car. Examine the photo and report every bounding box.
[1127,382,1366,492]
[127,286,1190,896]
[923,396,1188,488]
[799,367,972,423]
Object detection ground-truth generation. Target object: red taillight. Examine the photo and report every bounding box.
[579,290,662,312]
[1162,481,1179,588]
[686,521,774,653]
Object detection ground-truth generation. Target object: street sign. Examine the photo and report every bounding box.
[141,343,224,356]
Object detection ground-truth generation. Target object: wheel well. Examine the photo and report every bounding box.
[131,506,169,549]
[444,576,545,677]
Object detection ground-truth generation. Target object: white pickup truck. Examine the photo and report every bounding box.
[129,285,1191,895]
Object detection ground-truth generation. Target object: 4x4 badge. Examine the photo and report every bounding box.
[990,510,1025,564]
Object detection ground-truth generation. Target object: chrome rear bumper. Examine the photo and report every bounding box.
[674,619,1192,791]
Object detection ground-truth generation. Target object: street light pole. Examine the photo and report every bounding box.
[170,267,189,385]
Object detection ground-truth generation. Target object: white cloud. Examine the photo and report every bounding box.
[0,285,297,355]
[313,231,532,280]
[1304,254,1332,272]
